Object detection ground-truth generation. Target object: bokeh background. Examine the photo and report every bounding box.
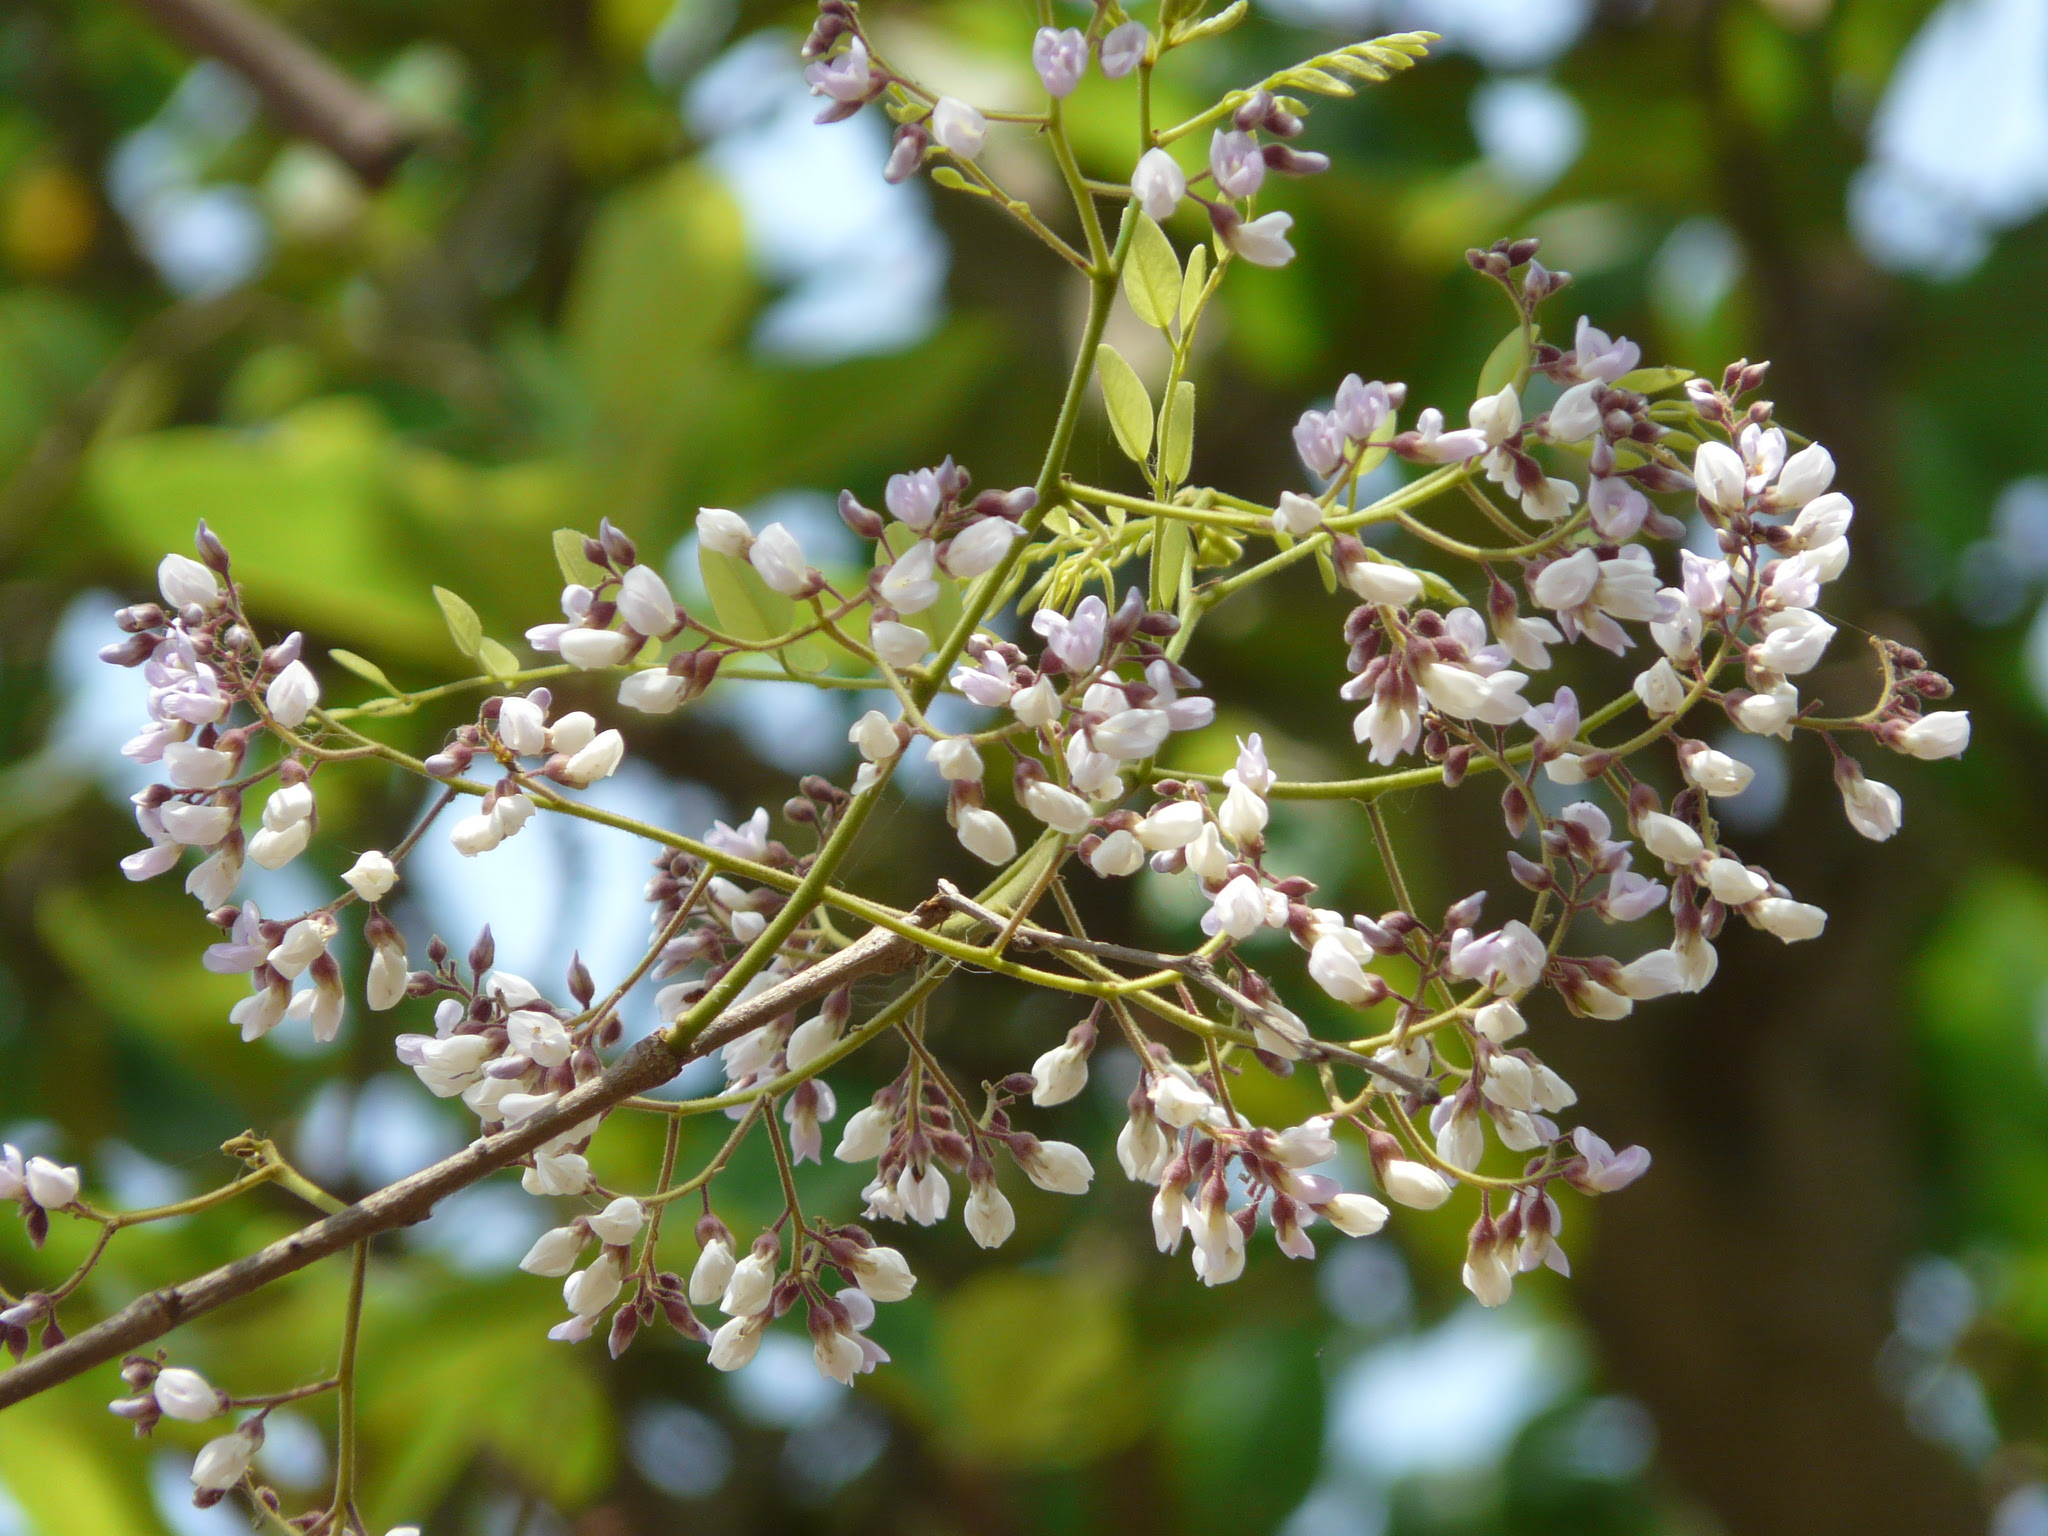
[0,0,2043,1531]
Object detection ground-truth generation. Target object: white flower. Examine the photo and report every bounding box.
[1735,681,1800,738]
[565,1251,625,1319]
[689,1235,736,1305]
[1896,711,1970,760]
[616,564,677,637]
[158,553,220,610]
[1029,1033,1091,1106]
[1790,491,1853,549]
[1380,1158,1452,1208]
[519,1225,588,1278]
[1702,856,1768,905]
[930,736,983,781]
[1010,678,1060,729]
[558,628,635,669]
[1023,780,1093,834]
[1225,211,1295,267]
[1020,1139,1094,1195]
[707,1315,765,1371]
[849,710,901,763]
[190,1431,256,1491]
[850,1245,917,1301]
[748,521,811,596]
[1088,828,1145,876]
[24,1156,79,1209]
[697,508,753,557]
[945,517,1024,579]
[342,850,398,902]
[561,729,625,787]
[1148,1072,1214,1129]
[1637,811,1705,865]
[931,97,987,160]
[1322,1192,1390,1237]
[1207,874,1267,939]
[965,1182,1015,1248]
[1272,491,1322,537]
[1633,658,1687,717]
[1840,772,1903,841]
[267,914,334,979]
[1469,385,1522,445]
[162,741,233,789]
[1752,609,1835,675]
[1138,798,1196,847]
[1684,748,1754,798]
[1772,442,1835,507]
[1693,440,1747,512]
[497,695,550,755]
[1132,147,1185,220]
[584,1196,643,1248]
[1308,935,1376,1005]
[956,807,1017,864]
[879,540,940,613]
[1546,380,1603,442]
[449,813,504,857]
[721,1246,777,1317]
[872,621,930,668]
[1344,555,1423,607]
[1475,1000,1526,1041]
[162,801,234,846]
[620,668,689,713]
[152,1367,225,1421]
[1750,897,1827,941]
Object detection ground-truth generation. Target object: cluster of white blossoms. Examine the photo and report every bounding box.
[11,6,1977,1524]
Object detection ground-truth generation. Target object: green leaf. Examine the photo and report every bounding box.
[552,527,604,586]
[329,648,400,693]
[1096,344,1155,465]
[931,166,989,196]
[1153,517,1191,611]
[1159,380,1196,486]
[699,546,792,646]
[1475,324,1532,401]
[1179,243,1209,333]
[1124,216,1182,331]
[1313,540,1339,594]
[1170,0,1250,45]
[477,637,522,680]
[432,585,484,660]
[1614,365,1696,394]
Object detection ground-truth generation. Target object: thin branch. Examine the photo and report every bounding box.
[128,0,422,184]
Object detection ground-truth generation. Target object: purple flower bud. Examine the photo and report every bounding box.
[1032,26,1087,98]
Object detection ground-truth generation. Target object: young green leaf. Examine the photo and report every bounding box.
[432,586,483,661]
[552,528,604,587]
[1613,365,1695,394]
[1124,216,1182,331]
[328,649,400,694]
[1178,243,1209,335]
[1096,344,1155,465]
[1475,325,1532,402]
[477,638,522,681]
[1152,517,1191,612]
[1159,380,1196,486]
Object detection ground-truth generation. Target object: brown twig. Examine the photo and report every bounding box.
[128,0,421,184]
[0,924,918,1410]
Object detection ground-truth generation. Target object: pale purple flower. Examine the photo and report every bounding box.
[804,36,872,103]
[1033,594,1107,672]
[1099,20,1148,78]
[1293,410,1345,478]
[1033,26,1087,97]
[1132,148,1185,220]
[1209,130,1266,198]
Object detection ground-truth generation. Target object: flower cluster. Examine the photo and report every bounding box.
[2,6,1976,1523]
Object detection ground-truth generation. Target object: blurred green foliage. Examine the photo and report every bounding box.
[1,0,2045,1532]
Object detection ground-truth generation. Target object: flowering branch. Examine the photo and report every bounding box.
[0,3,1974,1525]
